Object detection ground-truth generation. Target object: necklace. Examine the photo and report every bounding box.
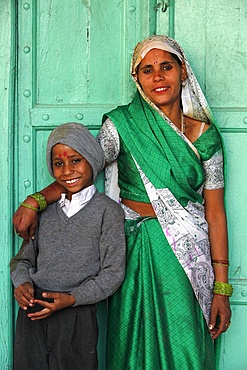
[180,110,185,133]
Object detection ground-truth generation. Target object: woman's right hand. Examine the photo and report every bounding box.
[13,198,38,241]
[13,182,65,240]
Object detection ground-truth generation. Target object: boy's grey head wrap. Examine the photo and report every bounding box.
[46,122,105,181]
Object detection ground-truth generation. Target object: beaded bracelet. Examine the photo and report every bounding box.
[21,202,39,212]
[29,192,47,212]
[213,281,233,297]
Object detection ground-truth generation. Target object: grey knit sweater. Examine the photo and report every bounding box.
[10,191,126,306]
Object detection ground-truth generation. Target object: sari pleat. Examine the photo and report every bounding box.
[107,218,214,370]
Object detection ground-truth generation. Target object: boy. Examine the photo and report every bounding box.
[10,122,126,370]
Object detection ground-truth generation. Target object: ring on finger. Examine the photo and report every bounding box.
[225,322,231,329]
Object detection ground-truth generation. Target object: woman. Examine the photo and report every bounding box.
[13,35,232,369]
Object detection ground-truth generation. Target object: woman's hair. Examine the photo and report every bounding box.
[171,53,182,66]
[131,35,183,76]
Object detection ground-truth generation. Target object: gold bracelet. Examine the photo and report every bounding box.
[212,259,230,266]
[212,262,229,267]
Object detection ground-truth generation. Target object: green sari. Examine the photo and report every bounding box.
[97,35,225,370]
[102,92,223,369]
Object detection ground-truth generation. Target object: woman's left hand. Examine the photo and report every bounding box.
[208,294,231,339]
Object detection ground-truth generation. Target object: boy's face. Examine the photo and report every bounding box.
[52,144,93,200]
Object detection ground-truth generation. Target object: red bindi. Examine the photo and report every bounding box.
[57,152,68,158]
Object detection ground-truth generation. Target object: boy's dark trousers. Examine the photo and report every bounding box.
[14,288,98,370]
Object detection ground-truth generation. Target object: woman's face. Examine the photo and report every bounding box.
[137,48,187,113]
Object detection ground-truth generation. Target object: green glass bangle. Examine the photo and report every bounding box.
[213,281,233,297]
[21,202,39,212]
[29,192,47,212]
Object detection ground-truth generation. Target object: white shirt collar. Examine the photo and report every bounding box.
[59,184,96,218]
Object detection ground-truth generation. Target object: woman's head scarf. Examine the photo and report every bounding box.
[131,35,214,124]
[46,122,105,181]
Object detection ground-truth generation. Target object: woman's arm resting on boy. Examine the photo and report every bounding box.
[13,182,65,241]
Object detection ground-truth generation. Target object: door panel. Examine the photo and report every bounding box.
[16,1,157,369]
[17,0,156,202]
[36,1,124,105]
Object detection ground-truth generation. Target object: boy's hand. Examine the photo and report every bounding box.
[14,282,35,310]
[27,292,75,320]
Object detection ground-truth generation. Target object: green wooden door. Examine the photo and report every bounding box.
[4,0,245,369]
[156,0,247,368]
[13,1,156,369]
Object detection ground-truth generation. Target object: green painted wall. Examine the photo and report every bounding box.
[1,0,247,368]
[0,0,15,368]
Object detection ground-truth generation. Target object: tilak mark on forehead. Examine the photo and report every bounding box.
[58,152,68,158]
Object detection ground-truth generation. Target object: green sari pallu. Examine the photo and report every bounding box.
[104,92,223,369]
